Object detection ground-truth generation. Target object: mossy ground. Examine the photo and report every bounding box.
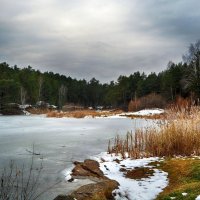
[155,157,200,200]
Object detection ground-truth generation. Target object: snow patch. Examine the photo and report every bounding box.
[93,152,168,200]
[121,108,164,116]
[196,195,200,200]
[95,108,164,119]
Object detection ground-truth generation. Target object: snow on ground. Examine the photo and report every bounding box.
[93,152,168,200]
[95,108,164,119]
[96,115,127,119]
[121,108,164,117]
[196,195,200,200]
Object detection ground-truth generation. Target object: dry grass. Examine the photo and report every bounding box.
[124,167,154,179]
[46,109,123,118]
[108,106,200,158]
[156,158,200,200]
[27,108,51,114]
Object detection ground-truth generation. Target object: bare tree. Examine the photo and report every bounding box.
[38,76,43,102]
[20,86,27,105]
[0,149,60,200]
[58,85,67,110]
[182,40,200,97]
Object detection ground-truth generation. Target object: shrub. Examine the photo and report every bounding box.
[128,93,166,111]
[167,95,193,113]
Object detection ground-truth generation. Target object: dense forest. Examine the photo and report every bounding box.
[0,40,200,110]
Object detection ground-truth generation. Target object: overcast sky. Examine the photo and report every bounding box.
[0,0,200,82]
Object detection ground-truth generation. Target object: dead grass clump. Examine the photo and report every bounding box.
[46,111,65,118]
[108,131,149,159]
[47,109,124,118]
[47,110,100,118]
[125,167,154,179]
[108,106,200,158]
[27,108,51,114]
[168,96,193,112]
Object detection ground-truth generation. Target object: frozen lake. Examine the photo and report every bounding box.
[0,115,154,199]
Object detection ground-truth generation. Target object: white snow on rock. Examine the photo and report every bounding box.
[93,152,168,200]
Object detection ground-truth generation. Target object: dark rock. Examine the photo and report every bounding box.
[72,159,105,179]
[54,195,74,200]
[54,159,119,200]
[70,179,119,200]
[67,178,74,182]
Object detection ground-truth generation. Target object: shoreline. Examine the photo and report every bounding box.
[57,152,168,200]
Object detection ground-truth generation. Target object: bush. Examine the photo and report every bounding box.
[167,96,193,113]
[128,93,166,111]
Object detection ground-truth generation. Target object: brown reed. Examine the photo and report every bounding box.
[108,106,200,158]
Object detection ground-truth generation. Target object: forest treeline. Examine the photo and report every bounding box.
[0,40,200,109]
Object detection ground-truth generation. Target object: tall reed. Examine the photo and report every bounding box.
[108,106,200,158]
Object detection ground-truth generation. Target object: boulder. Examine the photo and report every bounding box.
[54,159,119,200]
[70,179,119,200]
[54,195,74,200]
[54,180,119,200]
[72,159,105,179]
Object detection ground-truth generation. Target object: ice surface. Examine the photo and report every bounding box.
[0,115,154,199]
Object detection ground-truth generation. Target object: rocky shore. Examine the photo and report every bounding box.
[54,159,119,200]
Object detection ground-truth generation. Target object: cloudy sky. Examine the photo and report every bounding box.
[0,0,200,82]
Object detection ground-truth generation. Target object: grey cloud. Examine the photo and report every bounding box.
[0,0,199,82]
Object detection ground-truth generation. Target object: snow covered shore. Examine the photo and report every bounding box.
[121,108,164,116]
[96,108,165,119]
[93,152,168,200]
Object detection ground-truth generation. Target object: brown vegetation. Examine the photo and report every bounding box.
[124,167,154,179]
[128,93,166,112]
[167,95,193,113]
[108,106,200,158]
[47,109,123,118]
[27,107,51,114]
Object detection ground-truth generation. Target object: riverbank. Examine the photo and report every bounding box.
[60,154,200,200]
[46,108,164,119]
[58,106,200,200]
[0,114,148,199]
